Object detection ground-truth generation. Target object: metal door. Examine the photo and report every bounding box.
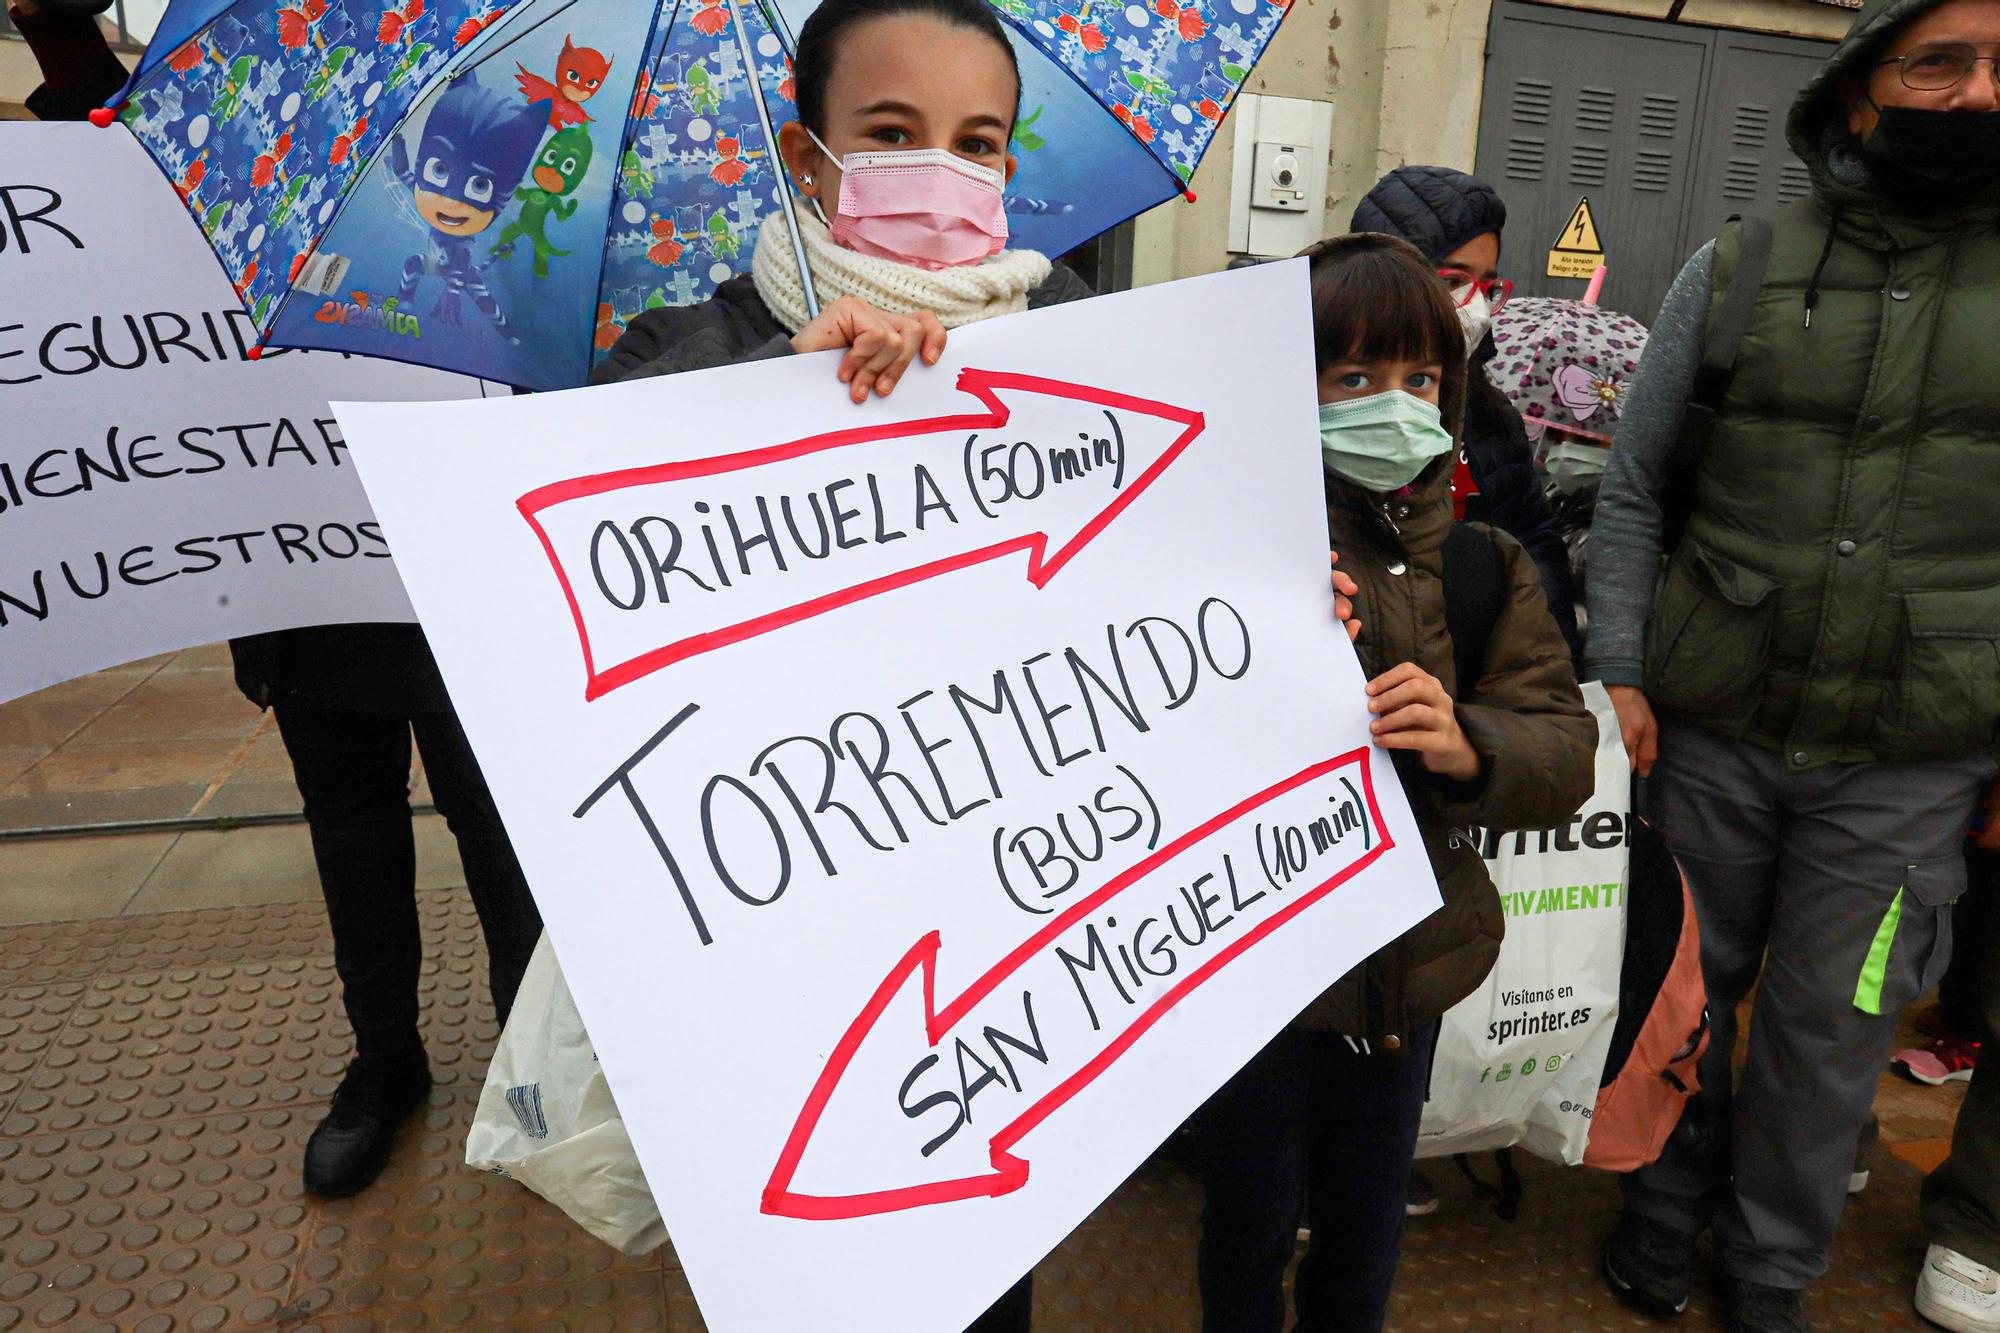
[1475,4,1712,318]
[1682,29,1831,251]
[1475,2,1833,322]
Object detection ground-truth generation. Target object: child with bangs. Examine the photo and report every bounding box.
[1187,233,1593,1333]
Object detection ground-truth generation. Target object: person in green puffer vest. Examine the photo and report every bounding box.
[1587,3,2000,1331]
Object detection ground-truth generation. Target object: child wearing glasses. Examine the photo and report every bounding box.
[1351,165,1582,666]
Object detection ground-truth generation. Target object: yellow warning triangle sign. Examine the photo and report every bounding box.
[1547,196,1605,279]
[1553,197,1603,254]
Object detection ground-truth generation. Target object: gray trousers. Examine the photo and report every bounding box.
[1622,719,1995,1288]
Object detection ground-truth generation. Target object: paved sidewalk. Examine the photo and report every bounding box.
[0,647,430,833]
[0,662,1972,1330]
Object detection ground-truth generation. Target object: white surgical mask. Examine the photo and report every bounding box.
[1543,439,1609,495]
[1319,391,1454,492]
[1457,288,1493,355]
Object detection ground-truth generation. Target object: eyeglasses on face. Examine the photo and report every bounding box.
[1876,43,2000,92]
[1437,269,1514,313]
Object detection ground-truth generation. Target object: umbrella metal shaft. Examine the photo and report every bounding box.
[727,0,819,320]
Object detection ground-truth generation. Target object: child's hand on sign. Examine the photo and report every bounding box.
[1366,662,1481,783]
[1331,549,1360,643]
[791,296,949,405]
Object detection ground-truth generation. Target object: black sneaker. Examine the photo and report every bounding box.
[1717,1274,1809,1333]
[303,1051,433,1197]
[1603,1212,1696,1316]
[1406,1167,1440,1217]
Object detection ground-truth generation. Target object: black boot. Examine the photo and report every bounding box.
[304,1050,433,1197]
[1718,1274,1809,1333]
[1603,1212,1697,1316]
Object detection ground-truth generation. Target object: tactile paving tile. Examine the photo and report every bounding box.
[0,915,132,989]
[271,1273,669,1332]
[1033,1159,1204,1332]
[109,902,334,975]
[0,960,354,1140]
[0,885,1957,1332]
[0,1107,317,1333]
[1391,1149,1930,1331]
[0,983,87,1125]
[410,896,501,1087]
[279,1091,669,1330]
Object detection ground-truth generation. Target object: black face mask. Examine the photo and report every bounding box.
[1863,105,2000,199]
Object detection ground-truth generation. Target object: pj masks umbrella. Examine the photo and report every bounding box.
[103,0,1295,389]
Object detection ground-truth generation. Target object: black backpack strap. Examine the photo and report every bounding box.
[1662,215,1772,551]
[1442,523,1508,697]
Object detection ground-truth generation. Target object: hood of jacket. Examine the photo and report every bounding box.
[1787,0,1988,208]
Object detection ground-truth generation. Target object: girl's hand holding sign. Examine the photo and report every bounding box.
[791,296,949,404]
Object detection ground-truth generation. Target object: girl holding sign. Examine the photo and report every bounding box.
[1185,234,1594,1332]
[590,0,1092,399]
[596,0,1087,1325]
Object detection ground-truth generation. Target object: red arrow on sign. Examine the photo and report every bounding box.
[518,369,1206,701]
[760,749,1392,1221]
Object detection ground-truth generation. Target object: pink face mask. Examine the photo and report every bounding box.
[808,129,1009,270]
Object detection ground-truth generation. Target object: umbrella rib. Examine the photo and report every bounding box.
[582,0,683,387]
[992,17,1194,205]
[112,1,252,107]
[725,0,819,319]
[753,0,799,50]
[444,0,587,84]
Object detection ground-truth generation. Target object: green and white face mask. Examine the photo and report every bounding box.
[1318,391,1454,492]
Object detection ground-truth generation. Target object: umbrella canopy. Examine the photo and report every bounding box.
[113,0,799,389]
[765,0,1291,252]
[110,0,1294,388]
[1487,296,1650,448]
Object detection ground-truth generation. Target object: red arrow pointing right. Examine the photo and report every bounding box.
[517,369,1205,701]
[761,749,1394,1221]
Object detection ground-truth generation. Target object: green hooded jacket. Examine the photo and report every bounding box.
[1645,0,2000,768]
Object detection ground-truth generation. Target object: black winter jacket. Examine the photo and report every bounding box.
[1460,362,1582,662]
[590,268,1097,384]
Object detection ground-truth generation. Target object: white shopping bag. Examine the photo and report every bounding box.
[1416,682,1630,1165]
[466,933,666,1256]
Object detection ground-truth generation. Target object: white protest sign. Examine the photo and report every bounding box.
[0,122,491,703]
[336,262,1443,1333]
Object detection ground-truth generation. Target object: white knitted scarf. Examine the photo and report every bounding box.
[751,208,1052,335]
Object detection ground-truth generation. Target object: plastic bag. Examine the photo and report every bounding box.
[1416,683,1630,1165]
[465,932,667,1256]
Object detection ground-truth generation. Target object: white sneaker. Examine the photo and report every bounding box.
[1917,1244,2000,1333]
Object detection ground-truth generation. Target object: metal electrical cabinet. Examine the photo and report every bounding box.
[1475,1,1832,322]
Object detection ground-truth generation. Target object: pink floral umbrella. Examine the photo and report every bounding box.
[1487,292,1650,447]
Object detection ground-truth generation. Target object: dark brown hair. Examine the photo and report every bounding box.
[793,0,1022,136]
[1303,232,1469,439]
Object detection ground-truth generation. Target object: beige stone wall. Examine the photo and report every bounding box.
[2,39,44,118]
[1128,0,1855,284]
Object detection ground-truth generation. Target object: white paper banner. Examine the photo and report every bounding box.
[336,262,1444,1333]
[0,122,492,703]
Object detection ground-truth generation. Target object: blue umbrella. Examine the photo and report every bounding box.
[107,0,1296,389]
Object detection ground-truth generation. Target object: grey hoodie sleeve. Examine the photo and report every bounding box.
[1582,243,1716,686]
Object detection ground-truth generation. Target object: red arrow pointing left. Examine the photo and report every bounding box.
[517,369,1205,700]
[761,749,1393,1221]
